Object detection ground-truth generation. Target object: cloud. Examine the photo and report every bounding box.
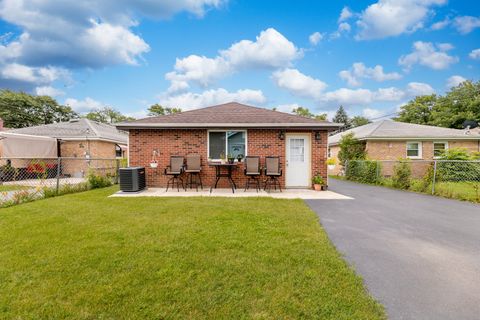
[0,0,225,91]
[398,41,458,71]
[159,88,267,110]
[338,7,354,22]
[355,0,447,40]
[64,97,107,113]
[275,103,302,113]
[446,75,467,88]
[166,28,301,92]
[430,17,450,30]
[330,22,351,39]
[406,82,435,96]
[339,62,402,86]
[362,108,384,119]
[453,16,480,34]
[309,32,323,46]
[0,63,70,84]
[469,49,480,60]
[272,68,327,100]
[35,86,65,97]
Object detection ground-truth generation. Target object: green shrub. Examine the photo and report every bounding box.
[345,160,380,184]
[43,183,90,198]
[338,133,366,166]
[392,160,411,190]
[87,172,113,189]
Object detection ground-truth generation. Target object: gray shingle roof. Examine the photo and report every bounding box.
[116,102,341,130]
[9,119,128,144]
[329,120,480,145]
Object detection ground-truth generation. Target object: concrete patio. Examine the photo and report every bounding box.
[110,187,352,200]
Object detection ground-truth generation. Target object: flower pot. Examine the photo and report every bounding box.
[328,164,336,170]
[313,184,322,191]
[150,162,158,168]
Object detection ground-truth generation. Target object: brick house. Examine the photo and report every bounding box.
[117,102,340,188]
[328,120,480,175]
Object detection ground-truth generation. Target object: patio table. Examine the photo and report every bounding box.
[208,162,238,193]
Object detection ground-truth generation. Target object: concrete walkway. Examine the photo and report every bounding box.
[307,179,480,320]
[111,187,352,200]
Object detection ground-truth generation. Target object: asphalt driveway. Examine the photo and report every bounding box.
[306,179,480,320]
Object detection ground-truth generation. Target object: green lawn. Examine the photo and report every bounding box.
[0,187,384,319]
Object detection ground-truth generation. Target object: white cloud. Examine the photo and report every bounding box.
[64,97,107,113]
[469,49,480,60]
[355,0,447,40]
[35,86,65,97]
[330,22,351,39]
[453,16,480,34]
[430,17,450,30]
[338,7,354,22]
[159,88,266,110]
[166,28,301,91]
[275,103,302,113]
[272,68,327,100]
[0,0,225,90]
[446,75,467,88]
[398,41,458,71]
[0,63,70,84]
[406,82,435,96]
[339,62,402,86]
[362,108,384,119]
[309,32,323,45]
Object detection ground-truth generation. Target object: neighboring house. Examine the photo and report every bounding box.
[116,102,340,188]
[328,120,480,176]
[1,118,128,159]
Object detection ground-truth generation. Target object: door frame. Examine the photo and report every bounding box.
[285,133,312,188]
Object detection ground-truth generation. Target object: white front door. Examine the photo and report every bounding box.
[286,134,310,187]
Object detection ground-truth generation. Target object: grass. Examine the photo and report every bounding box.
[330,175,480,203]
[0,187,385,319]
[0,184,30,192]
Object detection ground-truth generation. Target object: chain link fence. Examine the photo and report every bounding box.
[329,159,480,203]
[0,157,127,207]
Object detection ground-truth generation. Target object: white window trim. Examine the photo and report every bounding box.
[433,141,448,159]
[406,141,422,159]
[207,130,248,160]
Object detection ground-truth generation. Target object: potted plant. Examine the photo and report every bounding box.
[227,153,235,164]
[237,154,244,162]
[327,158,337,170]
[312,175,325,191]
[150,150,159,168]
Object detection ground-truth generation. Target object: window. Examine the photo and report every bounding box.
[406,141,422,159]
[208,131,246,159]
[433,142,447,158]
[115,144,123,158]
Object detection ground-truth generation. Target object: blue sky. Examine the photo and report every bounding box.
[0,0,479,120]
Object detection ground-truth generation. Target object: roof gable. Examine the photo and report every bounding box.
[117,102,341,130]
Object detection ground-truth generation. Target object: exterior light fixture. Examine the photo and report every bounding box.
[315,131,321,141]
[278,130,285,140]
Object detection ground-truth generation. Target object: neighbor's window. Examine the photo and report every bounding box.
[406,142,422,158]
[115,144,123,158]
[208,131,246,159]
[433,142,447,158]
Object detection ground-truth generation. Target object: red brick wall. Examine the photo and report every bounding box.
[128,129,328,188]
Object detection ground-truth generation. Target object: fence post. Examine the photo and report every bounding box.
[431,160,437,195]
[56,157,61,195]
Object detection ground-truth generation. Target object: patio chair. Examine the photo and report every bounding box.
[264,156,282,192]
[164,156,185,192]
[244,156,261,192]
[184,154,203,191]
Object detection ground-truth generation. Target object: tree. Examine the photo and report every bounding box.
[292,106,327,121]
[394,95,437,125]
[0,90,78,128]
[148,103,182,116]
[85,107,135,123]
[337,133,366,166]
[394,80,480,129]
[332,106,350,129]
[350,116,370,128]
